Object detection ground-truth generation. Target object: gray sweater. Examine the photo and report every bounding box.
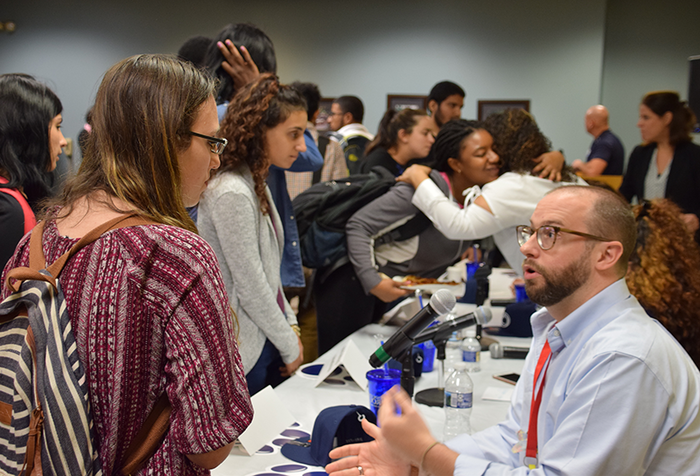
[346,170,469,294]
[198,166,298,373]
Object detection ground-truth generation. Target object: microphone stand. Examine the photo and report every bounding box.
[414,335,450,407]
[400,347,415,397]
[473,266,498,352]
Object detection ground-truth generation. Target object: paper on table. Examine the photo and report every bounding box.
[315,339,372,390]
[482,386,514,402]
[236,386,296,455]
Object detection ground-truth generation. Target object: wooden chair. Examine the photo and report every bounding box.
[578,174,623,191]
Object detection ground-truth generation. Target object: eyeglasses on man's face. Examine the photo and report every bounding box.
[190,131,227,155]
[516,225,611,251]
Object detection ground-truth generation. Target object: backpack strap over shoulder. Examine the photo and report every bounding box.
[6,214,154,293]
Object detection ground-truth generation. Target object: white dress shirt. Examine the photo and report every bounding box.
[447,279,700,475]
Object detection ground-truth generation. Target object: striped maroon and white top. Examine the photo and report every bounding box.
[2,218,253,475]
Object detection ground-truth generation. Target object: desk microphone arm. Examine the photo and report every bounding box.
[400,347,415,397]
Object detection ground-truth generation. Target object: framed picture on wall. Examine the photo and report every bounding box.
[477,100,530,121]
[387,94,428,112]
[316,97,335,132]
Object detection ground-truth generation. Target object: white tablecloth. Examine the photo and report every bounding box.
[214,309,529,475]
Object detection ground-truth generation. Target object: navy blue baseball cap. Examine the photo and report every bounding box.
[281,405,376,467]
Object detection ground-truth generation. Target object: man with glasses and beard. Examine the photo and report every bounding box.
[325,185,700,476]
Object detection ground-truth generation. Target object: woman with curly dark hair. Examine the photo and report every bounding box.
[626,199,700,367]
[398,109,583,274]
[198,73,305,395]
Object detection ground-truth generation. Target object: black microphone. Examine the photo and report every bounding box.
[489,342,530,359]
[413,306,492,344]
[369,289,456,368]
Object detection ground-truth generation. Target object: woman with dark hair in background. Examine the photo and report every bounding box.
[360,108,435,176]
[398,109,585,274]
[2,55,253,474]
[626,199,700,367]
[198,73,306,395]
[0,73,66,270]
[619,91,700,238]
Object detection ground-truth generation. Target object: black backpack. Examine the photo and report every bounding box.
[343,135,371,175]
[292,167,431,270]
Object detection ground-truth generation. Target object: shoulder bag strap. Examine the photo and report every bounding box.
[120,392,172,475]
[6,214,153,293]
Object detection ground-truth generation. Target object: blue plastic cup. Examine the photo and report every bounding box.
[466,261,480,280]
[366,369,401,416]
[515,283,528,302]
[420,341,436,372]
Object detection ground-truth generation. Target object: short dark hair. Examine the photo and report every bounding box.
[333,96,364,123]
[428,81,465,105]
[205,23,277,104]
[551,185,636,276]
[0,73,63,208]
[177,35,213,68]
[642,91,696,145]
[291,81,321,117]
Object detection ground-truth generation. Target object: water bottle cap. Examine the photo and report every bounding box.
[453,361,467,370]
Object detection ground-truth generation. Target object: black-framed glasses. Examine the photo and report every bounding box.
[516,225,612,251]
[190,131,227,155]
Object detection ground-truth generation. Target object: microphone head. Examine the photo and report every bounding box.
[429,289,456,315]
[489,342,503,359]
[474,306,492,325]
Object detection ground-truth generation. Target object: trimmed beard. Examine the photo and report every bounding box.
[524,251,591,307]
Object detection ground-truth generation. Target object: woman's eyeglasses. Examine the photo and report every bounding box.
[190,131,227,155]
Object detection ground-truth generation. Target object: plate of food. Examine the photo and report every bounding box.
[394,275,462,294]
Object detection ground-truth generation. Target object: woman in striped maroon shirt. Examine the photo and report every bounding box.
[2,55,253,474]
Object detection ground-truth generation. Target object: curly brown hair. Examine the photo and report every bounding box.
[484,108,576,182]
[217,73,306,214]
[626,199,700,366]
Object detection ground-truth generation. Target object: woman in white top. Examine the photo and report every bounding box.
[198,74,305,395]
[398,109,585,274]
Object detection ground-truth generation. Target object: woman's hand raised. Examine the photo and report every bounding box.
[396,165,432,189]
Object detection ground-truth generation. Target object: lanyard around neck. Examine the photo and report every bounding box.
[525,339,552,469]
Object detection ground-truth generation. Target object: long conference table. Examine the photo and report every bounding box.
[213,269,531,476]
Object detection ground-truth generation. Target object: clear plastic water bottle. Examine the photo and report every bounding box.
[461,328,481,372]
[445,329,462,375]
[444,361,473,441]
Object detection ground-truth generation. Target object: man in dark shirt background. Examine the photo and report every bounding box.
[573,105,625,176]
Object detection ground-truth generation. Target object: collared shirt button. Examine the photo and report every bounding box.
[290,215,295,220]
[553,329,561,337]
[292,241,297,246]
